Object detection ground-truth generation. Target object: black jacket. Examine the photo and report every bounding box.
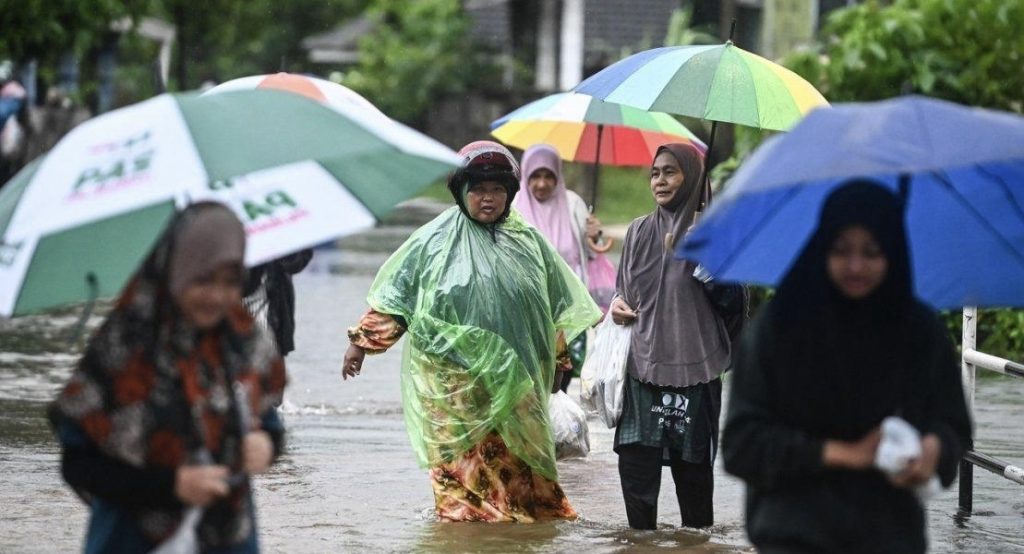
[721,302,972,553]
[244,249,313,355]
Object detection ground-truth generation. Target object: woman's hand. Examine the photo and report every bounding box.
[890,433,941,488]
[610,297,637,326]
[342,344,366,380]
[585,214,602,240]
[175,465,230,506]
[243,431,274,474]
[823,427,882,470]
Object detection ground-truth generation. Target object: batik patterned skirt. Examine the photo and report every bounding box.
[430,432,576,522]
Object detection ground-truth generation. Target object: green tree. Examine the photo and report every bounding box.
[785,0,1024,112]
[343,0,499,123]
[0,0,145,65]
[780,0,1024,360]
[664,7,718,47]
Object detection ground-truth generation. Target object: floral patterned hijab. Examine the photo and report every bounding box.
[50,202,286,549]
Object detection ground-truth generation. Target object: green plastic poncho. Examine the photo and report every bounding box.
[368,207,600,480]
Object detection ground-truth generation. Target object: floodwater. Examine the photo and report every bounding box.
[1,245,1022,553]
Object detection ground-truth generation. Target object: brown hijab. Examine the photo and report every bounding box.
[616,143,730,387]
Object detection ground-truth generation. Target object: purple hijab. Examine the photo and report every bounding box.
[513,144,582,274]
[616,143,730,388]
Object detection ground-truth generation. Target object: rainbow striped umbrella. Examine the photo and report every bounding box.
[490,92,705,167]
[574,41,828,202]
[574,43,828,132]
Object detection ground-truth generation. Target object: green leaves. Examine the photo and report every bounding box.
[0,0,144,63]
[783,0,1024,112]
[343,0,499,124]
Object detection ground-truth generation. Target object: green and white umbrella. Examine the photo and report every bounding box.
[0,89,460,317]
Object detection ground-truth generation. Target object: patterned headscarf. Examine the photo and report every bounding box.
[50,202,286,549]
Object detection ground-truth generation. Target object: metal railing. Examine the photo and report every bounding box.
[958,307,1024,514]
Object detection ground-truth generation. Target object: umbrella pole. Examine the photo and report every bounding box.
[66,272,99,347]
[697,120,719,209]
[591,123,604,209]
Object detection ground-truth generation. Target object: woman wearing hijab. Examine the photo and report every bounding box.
[342,141,600,522]
[513,143,608,392]
[50,202,287,553]
[721,181,971,553]
[609,143,735,529]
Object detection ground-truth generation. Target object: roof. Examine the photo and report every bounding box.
[583,0,679,66]
[301,1,682,66]
[300,15,375,63]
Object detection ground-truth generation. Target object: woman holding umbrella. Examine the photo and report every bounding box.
[513,143,612,392]
[341,141,600,522]
[721,181,971,552]
[609,143,741,529]
[49,202,287,553]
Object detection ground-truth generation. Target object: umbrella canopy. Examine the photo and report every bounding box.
[679,96,1024,309]
[573,43,829,132]
[206,72,387,115]
[0,89,460,317]
[490,92,705,167]
[204,72,457,174]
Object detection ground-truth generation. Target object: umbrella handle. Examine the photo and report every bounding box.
[66,272,99,347]
[587,234,614,253]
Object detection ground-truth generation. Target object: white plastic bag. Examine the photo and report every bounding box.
[550,390,589,459]
[579,309,631,428]
[874,416,941,501]
[150,507,201,554]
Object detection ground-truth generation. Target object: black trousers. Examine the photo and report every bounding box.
[617,444,714,529]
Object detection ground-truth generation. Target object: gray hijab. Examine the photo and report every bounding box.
[168,203,246,298]
[616,143,730,388]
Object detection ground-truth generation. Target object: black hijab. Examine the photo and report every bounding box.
[765,180,916,439]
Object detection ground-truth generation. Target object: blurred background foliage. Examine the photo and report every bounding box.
[342,0,503,124]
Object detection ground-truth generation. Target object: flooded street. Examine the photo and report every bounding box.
[1,246,1022,553]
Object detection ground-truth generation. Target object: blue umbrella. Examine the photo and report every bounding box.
[679,96,1024,309]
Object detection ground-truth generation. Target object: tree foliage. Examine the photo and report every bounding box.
[342,0,499,124]
[152,0,367,90]
[0,0,145,64]
[1,0,368,96]
[785,0,1024,112]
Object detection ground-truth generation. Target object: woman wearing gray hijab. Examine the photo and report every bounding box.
[609,143,736,529]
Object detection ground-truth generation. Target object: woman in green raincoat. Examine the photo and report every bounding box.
[341,141,600,522]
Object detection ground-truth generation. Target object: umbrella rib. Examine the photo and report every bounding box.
[931,170,1024,270]
[709,186,803,279]
[974,164,1024,231]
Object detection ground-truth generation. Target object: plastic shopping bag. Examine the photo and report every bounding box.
[550,390,590,459]
[875,416,941,501]
[579,309,631,428]
[150,507,201,554]
[586,253,617,314]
